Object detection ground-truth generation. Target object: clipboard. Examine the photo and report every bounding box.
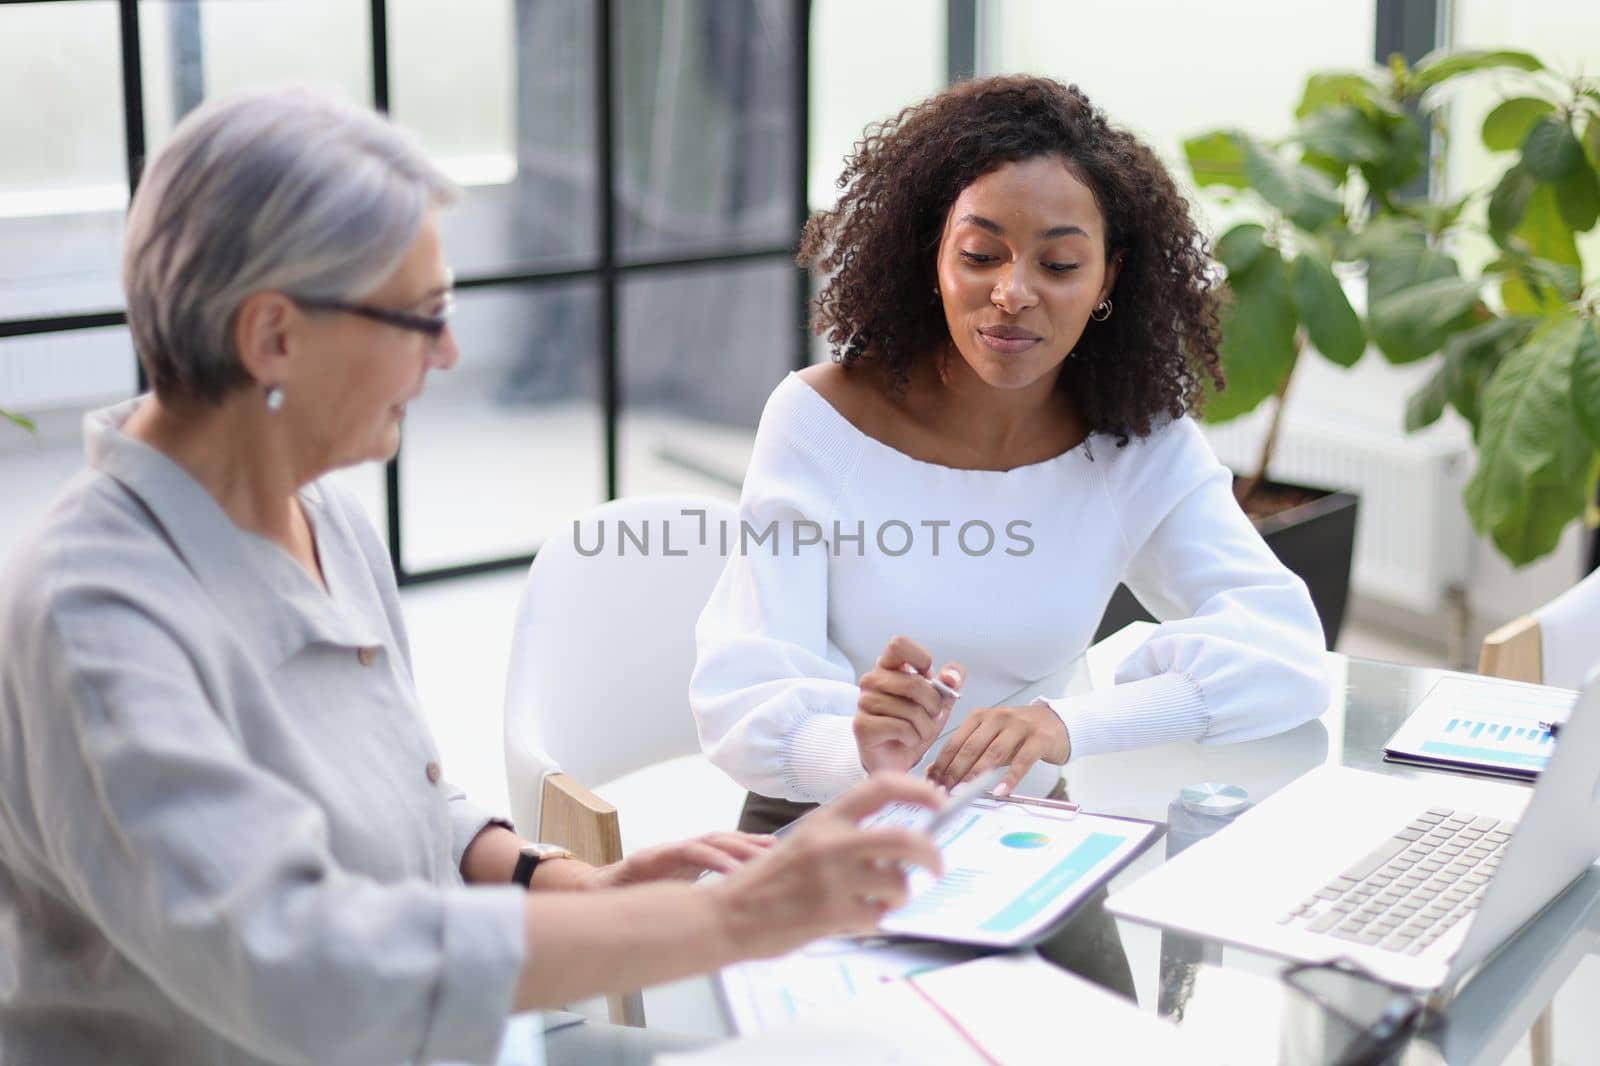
[713,796,1161,1035]
[859,792,1163,949]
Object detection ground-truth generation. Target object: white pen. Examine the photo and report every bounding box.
[902,662,961,701]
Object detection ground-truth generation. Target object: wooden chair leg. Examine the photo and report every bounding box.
[1529,1006,1553,1066]
[536,773,646,1027]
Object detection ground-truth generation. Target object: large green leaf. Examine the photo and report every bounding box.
[1482,97,1556,152]
[1574,319,1600,451]
[1406,361,1455,432]
[1184,131,1248,189]
[1301,150,1350,184]
[1397,193,1472,235]
[1490,252,1582,313]
[1363,222,1461,306]
[1206,247,1299,422]
[1513,182,1582,266]
[1555,156,1600,231]
[1359,112,1426,200]
[1403,315,1539,432]
[1501,275,1549,315]
[1292,105,1386,165]
[1465,315,1593,564]
[1454,318,1539,429]
[1214,223,1268,276]
[1369,275,1483,363]
[1237,134,1344,233]
[1288,252,1364,366]
[1585,115,1600,172]
[1296,71,1379,118]
[1412,49,1544,93]
[1488,164,1536,236]
[1523,116,1585,181]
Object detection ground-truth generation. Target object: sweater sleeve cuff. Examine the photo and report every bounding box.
[1036,673,1209,761]
[416,885,527,1064]
[446,789,516,868]
[782,713,869,802]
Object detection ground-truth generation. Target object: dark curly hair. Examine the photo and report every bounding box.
[799,75,1223,445]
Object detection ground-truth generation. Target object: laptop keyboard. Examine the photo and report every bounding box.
[1279,807,1515,955]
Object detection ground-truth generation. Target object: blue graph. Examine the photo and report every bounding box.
[1443,717,1553,743]
[1418,717,1553,770]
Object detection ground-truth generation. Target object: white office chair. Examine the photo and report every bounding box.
[1475,567,1599,1066]
[1480,568,1600,690]
[503,493,744,1027]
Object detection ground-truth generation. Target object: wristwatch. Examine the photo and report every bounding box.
[512,842,575,888]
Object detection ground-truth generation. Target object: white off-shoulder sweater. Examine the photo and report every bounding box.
[690,373,1331,803]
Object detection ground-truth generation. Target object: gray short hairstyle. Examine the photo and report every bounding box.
[123,86,458,404]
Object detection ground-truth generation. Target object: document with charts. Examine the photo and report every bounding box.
[692,954,1216,1064]
[859,794,1160,948]
[1383,674,1579,781]
[717,935,982,1035]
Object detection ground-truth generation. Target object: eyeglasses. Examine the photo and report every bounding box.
[291,291,455,338]
[1280,957,1427,1066]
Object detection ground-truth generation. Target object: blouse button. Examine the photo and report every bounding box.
[425,761,442,784]
[357,646,378,667]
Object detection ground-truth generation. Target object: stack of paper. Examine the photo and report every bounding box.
[667,953,1219,1065]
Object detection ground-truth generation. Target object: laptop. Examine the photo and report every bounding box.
[1107,671,1600,992]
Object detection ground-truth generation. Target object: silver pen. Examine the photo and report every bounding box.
[901,662,961,701]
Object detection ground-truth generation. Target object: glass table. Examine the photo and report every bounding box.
[1138,652,1600,1066]
[540,635,1600,1065]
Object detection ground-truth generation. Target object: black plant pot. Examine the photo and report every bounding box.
[1092,482,1360,650]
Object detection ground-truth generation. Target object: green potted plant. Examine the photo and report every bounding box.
[1397,58,1600,568]
[1100,49,1599,646]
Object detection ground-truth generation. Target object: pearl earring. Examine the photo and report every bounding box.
[265,386,285,412]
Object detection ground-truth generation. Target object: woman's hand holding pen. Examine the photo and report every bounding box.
[853,635,964,774]
[926,704,1070,798]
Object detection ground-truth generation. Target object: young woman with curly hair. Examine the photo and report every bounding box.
[691,75,1329,905]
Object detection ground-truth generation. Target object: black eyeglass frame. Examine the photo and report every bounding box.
[290,294,453,338]
[1280,957,1429,1066]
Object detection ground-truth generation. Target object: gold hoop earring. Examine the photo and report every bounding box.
[1091,299,1112,322]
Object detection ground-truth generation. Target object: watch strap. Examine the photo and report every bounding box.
[511,848,540,889]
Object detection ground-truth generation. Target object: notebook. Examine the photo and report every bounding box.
[1382,674,1578,781]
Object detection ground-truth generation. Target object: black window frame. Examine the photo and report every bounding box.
[0,0,814,586]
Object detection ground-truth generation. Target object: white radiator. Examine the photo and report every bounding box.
[1201,413,1473,615]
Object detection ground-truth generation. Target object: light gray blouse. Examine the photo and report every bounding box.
[0,400,527,1065]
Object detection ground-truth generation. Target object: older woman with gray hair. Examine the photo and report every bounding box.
[0,87,942,1066]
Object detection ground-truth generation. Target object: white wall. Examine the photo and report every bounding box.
[985,0,1376,178]
[808,0,945,210]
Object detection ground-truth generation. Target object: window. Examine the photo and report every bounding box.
[0,0,810,584]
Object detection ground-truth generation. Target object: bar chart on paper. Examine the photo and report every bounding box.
[1384,675,1579,780]
[1423,716,1557,770]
